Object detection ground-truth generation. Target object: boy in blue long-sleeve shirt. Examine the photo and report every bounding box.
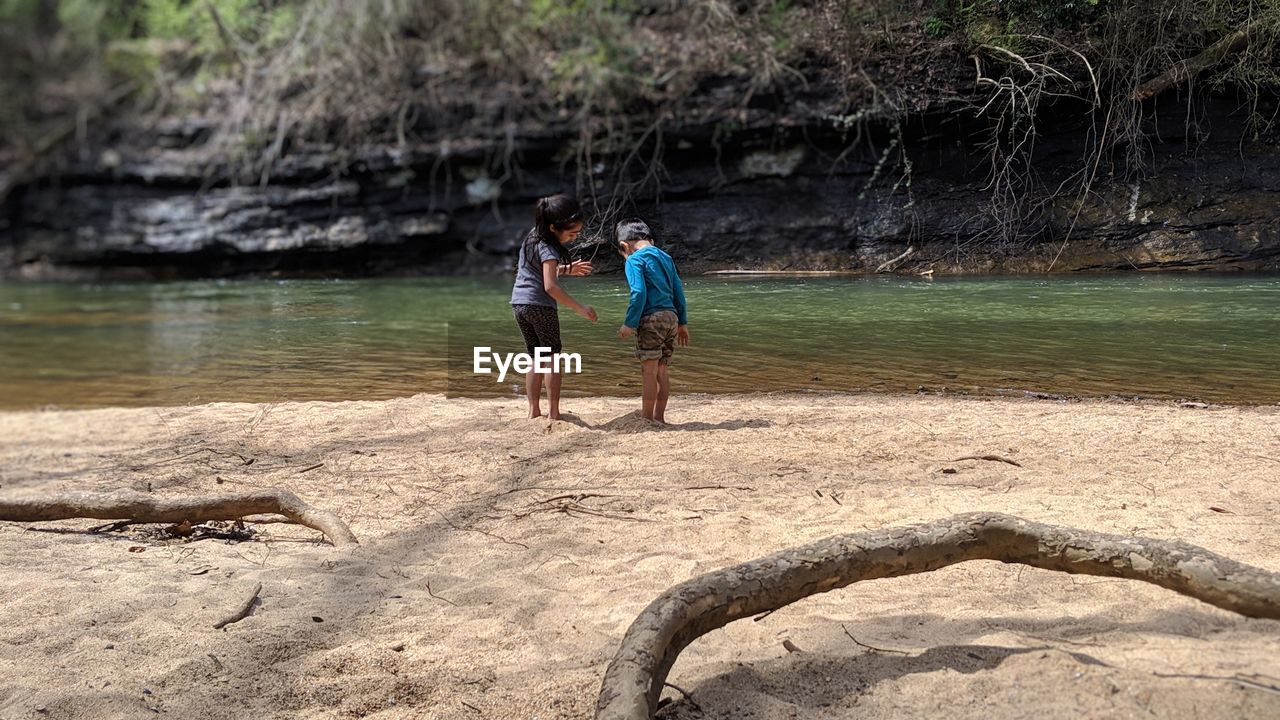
[615,219,690,423]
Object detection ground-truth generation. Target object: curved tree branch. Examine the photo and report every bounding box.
[0,488,358,548]
[595,512,1280,720]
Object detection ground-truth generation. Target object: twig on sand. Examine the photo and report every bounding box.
[905,418,938,438]
[660,682,702,712]
[213,582,262,629]
[425,506,530,549]
[952,454,1023,467]
[842,624,912,654]
[134,446,255,470]
[426,580,459,607]
[1153,671,1280,695]
[89,519,145,534]
[547,503,651,523]
[513,494,651,523]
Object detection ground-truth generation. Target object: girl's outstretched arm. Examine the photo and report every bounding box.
[542,261,597,321]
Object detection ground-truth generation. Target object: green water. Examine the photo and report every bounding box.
[1,275,1278,409]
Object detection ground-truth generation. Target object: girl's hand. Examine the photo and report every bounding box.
[617,325,635,339]
[677,325,691,347]
[566,260,593,276]
[580,305,598,322]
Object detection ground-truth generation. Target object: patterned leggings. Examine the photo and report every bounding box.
[512,304,562,355]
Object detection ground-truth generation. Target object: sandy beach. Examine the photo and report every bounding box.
[1,392,1278,719]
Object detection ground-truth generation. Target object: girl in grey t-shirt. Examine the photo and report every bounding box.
[510,194,597,420]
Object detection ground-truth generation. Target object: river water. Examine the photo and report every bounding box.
[1,274,1277,409]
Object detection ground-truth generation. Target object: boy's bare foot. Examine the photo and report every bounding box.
[548,412,562,421]
[528,410,542,419]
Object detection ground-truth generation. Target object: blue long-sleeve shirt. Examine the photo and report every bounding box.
[623,245,688,328]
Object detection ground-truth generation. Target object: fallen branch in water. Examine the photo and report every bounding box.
[0,489,357,548]
[595,512,1280,720]
[875,246,915,273]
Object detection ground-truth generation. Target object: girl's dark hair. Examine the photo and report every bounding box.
[527,193,582,266]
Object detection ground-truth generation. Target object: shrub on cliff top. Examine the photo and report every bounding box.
[3,0,1278,250]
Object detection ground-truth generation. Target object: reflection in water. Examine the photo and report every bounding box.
[0,275,1278,408]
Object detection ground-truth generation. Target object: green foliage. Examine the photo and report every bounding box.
[943,0,1101,47]
[0,0,307,52]
[141,0,302,53]
[1003,0,1101,28]
[0,0,40,26]
[55,0,140,49]
[765,0,796,53]
[263,4,300,47]
[102,38,164,81]
[530,0,640,101]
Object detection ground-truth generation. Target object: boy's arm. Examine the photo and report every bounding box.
[671,262,688,326]
[623,258,647,329]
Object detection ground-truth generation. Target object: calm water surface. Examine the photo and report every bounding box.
[1,275,1278,408]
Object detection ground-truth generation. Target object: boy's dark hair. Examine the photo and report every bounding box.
[615,218,653,245]
[527,193,582,266]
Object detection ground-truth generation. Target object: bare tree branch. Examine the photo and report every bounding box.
[0,488,357,548]
[595,512,1280,720]
[1131,23,1259,101]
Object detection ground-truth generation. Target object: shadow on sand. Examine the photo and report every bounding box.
[654,641,1109,718]
[592,410,771,433]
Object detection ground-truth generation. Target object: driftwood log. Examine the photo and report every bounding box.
[0,488,358,548]
[595,512,1280,720]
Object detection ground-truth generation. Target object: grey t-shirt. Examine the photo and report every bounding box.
[510,231,564,307]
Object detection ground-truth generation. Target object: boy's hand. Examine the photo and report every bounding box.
[617,324,635,339]
[581,305,598,322]
[677,325,690,347]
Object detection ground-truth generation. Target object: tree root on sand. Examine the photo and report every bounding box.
[0,488,357,548]
[595,511,1280,720]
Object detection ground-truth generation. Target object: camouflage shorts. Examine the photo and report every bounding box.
[635,310,679,364]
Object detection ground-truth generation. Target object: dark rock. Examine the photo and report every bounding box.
[3,95,1278,279]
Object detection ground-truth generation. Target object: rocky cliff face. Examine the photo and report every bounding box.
[3,94,1278,279]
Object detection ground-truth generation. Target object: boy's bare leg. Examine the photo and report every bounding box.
[640,360,660,420]
[546,371,563,420]
[525,371,543,418]
[655,363,670,423]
